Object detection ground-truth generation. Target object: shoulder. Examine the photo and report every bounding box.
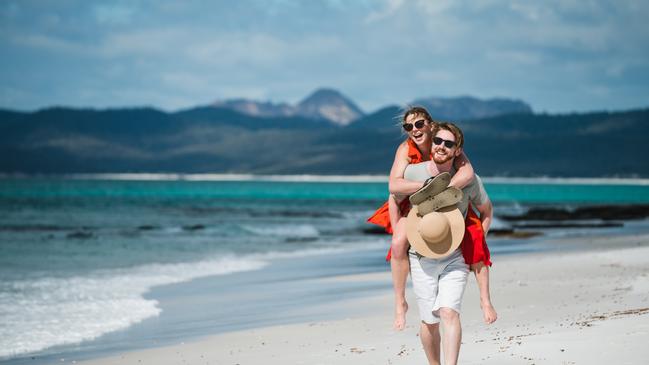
[465,175,488,200]
[461,174,479,193]
[472,174,484,186]
[395,140,410,160]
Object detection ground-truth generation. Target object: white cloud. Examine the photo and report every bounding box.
[414,0,454,16]
[364,0,405,24]
[1,0,648,113]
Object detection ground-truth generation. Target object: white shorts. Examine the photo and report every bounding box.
[409,249,469,324]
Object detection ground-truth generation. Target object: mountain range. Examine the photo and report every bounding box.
[210,88,533,125]
[1,88,648,177]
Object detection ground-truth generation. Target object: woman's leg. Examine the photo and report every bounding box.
[471,262,497,324]
[391,217,410,330]
[389,194,410,330]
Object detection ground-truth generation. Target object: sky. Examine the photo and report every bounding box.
[1,0,648,114]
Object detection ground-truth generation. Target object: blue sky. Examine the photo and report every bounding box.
[1,0,647,113]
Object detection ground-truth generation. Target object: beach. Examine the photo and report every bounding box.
[73,232,649,365]
[2,177,649,364]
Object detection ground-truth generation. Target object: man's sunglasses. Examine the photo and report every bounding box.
[402,119,428,132]
[433,137,457,148]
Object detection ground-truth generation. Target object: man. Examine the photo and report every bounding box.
[407,122,494,365]
[368,106,476,331]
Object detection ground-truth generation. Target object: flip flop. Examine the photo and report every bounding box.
[409,172,451,205]
[417,186,463,216]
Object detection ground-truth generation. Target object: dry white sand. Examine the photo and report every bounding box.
[79,234,649,365]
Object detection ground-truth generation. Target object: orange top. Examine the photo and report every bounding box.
[366,139,430,233]
[462,205,492,267]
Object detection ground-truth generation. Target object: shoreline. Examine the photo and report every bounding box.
[67,232,649,365]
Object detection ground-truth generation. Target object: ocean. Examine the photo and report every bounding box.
[1,175,649,362]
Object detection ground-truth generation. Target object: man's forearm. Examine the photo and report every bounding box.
[389,178,424,196]
[476,201,493,234]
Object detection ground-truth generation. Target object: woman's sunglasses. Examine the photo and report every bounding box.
[402,119,428,132]
[433,137,457,148]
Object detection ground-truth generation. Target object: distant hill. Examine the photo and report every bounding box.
[211,99,294,119]
[295,88,364,125]
[211,88,364,126]
[0,99,647,177]
[411,96,533,121]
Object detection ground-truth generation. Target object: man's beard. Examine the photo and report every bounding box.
[432,152,454,164]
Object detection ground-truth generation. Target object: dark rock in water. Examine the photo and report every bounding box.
[137,225,157,230]
[575,205,649,220]
[363,226,389,235]
[500,204,649,221]
[183,224,205,231]
[67,231,94,239]
[488,229,543,238]
[285,236,319,243]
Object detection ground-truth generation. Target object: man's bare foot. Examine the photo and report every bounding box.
[394,300,408,330]
[481,301,497,324]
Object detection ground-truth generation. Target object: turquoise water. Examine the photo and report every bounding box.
[484,183,649,204]
[2,178,649,203]
[1,177,648,361]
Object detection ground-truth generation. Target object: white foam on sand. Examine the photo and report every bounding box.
[0,240,389,360]
[0,256,267,359]
[240,224,320,238]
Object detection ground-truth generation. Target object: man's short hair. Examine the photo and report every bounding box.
[402,106,434,125]
[433,122,464,149]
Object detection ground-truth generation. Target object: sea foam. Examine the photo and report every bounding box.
[0,256,267,359]
[241,224,320,238]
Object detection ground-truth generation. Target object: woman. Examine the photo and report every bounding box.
[368,106,495,331]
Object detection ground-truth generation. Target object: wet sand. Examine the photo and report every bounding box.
[78,233,649,365]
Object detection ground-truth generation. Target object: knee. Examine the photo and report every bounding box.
[438,307,460,323]
[391,236,409,259]
[471,262,486,273]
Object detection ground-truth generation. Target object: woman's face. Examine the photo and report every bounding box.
[403,113,432,148]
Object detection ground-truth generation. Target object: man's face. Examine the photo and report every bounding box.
[432,129,461,164]
[403,113,431,147]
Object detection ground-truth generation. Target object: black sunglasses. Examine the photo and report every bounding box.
[433,137,457,148]
[402,119,428,132]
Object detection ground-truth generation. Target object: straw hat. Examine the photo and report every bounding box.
[406,202,465,259]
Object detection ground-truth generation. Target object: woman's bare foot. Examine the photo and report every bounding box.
[481,301,497,324]
[394,300,408,330]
